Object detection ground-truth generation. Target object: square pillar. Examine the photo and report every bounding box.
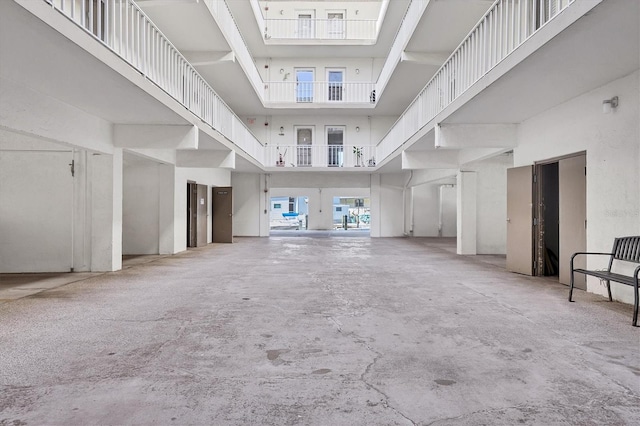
[90,149,123,271]
[457,171,477,255]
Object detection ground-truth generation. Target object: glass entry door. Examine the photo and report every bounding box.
[327,127,344,167]
[327,70,343,102]
[327,12,345,39]
[297,12,315,38]
[296,69,314,103]
[296,127,313,167]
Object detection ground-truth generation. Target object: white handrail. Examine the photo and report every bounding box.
[264,18,377,41]
[376,0,575,161]
[265,81,376,104]
[44,0,264,164]
[267,145,376,168]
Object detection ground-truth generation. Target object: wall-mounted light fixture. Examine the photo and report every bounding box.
[279,126,285,136]
[280,68,284,74]
[355,68,360,74]
[602,96,619,114]
[355,126,360,132]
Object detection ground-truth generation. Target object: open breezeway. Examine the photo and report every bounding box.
[0,237,638,425]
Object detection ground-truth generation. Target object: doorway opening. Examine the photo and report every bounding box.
[333,196,370,233]
[270,195,309,231]
[187,182,208,248]
[507,153,586,286]
[536,162,559,276]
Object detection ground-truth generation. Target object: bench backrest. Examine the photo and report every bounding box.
[611,236,640,265]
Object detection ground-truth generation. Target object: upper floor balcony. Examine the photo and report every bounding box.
[252,0,389,45]
[264,81,376,107]
[265,145,376,169]
[263,18,378,44]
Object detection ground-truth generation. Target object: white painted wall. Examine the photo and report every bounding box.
[232,172,269,237]
[466,153,512,254]
[371,173,406,237]
[123,160,160,255]
[457,171,477,255]
[516,71,640,303]
[410,181,457,237]
[0,77,114,154]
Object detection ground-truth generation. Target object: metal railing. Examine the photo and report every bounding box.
[202,0,265,102]
[267,145,376,168]
[265,81,376,104]
[44,0,264,163]
[264,18,377,42]
[376,0,575,161]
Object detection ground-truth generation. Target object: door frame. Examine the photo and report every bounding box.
[295,68,315,103]
[326,68,345,102]
[533,151,586,278]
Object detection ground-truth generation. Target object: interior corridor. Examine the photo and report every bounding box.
[0,237,638,425]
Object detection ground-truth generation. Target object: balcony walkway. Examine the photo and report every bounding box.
[0,237,638,425]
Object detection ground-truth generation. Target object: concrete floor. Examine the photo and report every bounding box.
[0,237,638,425]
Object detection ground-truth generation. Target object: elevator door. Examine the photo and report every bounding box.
[212,187,233,243]
[558,154,586,286]
[506,165,534,275]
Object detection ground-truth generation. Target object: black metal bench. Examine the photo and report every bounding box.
[569,236,640,326]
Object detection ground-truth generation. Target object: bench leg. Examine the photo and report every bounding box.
[606,280,612,302]
[569,270,575,302]
[634,283,638,327]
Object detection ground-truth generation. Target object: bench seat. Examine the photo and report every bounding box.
[569,236,640,326]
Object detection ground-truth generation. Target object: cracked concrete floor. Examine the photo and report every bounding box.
[0,237,638,425]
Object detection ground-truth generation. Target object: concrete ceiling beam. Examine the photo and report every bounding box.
[435,123,517,149]
[114,124,198,150]
[176,150,235,169]
[182,51,236,67]
[402,150,460,170]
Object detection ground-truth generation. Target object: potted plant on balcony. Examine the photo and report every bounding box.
[353,146,363,167]
[276,146,287,167]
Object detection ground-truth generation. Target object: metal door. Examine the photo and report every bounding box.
[507,166,534,275]
[559,154,586,286]
[196,184,208,247]
[187,182,198,247]
[212,187,233,243]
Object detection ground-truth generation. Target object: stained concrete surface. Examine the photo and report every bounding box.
[0,237,638,425]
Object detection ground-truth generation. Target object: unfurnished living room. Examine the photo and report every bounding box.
[1,0,638,424]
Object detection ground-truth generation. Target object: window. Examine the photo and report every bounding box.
[289,197,295,213]
[274,203,282,209]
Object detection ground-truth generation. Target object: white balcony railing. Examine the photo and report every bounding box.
[265,81,376,104]
[377,0,576,161]
[264,19,377,42]
[44,0,264,163]
[267,145,376,168]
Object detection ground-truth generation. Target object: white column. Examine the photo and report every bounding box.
[370,174,381,237]
[158,163,178,254]
[90,148,123,271]
[457,171,477,255]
